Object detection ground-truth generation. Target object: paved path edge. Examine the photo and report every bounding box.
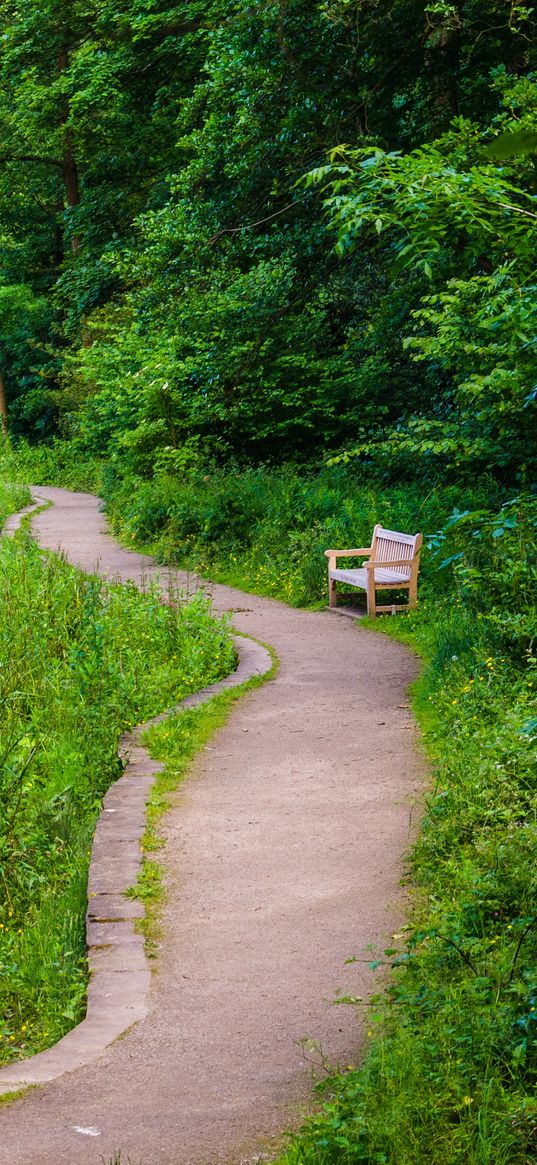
[0,502,273,1095]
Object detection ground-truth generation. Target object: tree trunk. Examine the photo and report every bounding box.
[424,14,461,120]
[0,371,9,441]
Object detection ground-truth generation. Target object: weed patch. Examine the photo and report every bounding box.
[0,480,32,526]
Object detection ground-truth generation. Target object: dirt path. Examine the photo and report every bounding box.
[0,487,424,1165]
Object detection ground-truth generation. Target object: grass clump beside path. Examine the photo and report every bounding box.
[0,530,235,1065]
[0,480,32,526]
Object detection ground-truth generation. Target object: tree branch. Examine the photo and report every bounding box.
[207,197,308,246]
[0,154,63,170]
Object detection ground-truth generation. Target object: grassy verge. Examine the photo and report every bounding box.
[0,530,235,1065]
[0,480,32,526]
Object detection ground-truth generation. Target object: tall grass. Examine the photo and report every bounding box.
[0,437,102,493]
[0,480,32,526]
[0,531,235,1064]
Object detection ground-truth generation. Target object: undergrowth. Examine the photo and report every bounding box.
[0,480,32,526]
[0,437,102,494]
[0,530,235,1064]
[101,462,502,608]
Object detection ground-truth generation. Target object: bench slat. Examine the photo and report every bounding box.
[330,567,412,586]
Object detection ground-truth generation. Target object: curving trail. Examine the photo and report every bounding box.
[0,487,424,1165]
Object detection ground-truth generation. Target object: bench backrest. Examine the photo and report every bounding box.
[371,525,422,580]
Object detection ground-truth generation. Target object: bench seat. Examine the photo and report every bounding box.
[330,566,412,587]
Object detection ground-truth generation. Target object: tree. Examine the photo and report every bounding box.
[308,71,537,481]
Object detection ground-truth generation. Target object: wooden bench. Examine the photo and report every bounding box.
[325,525,422,618]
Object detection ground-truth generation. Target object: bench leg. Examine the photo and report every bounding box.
[329,573,338,608]
[366,573,376,618]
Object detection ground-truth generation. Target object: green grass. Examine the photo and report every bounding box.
[0,437,103,493]
[0,529,235,1064]
[0,480,32,526]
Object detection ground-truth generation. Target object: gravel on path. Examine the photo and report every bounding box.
[0,486,425,1165]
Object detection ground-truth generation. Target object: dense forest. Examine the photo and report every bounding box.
[1,2,537,1162]
[0,0,535,483]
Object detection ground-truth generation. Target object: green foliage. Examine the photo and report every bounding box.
[0,530,235,1062]
[59,1,394,465]
[0,287,54,437]
[100,458,500,608]
[0,0,534,471]
[0,480,32,525]
[428,495,537,655]
[309,87,537,482]
[0,0,228,431]
[0,436,103,492]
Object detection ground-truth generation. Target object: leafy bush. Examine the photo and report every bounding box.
[0,480,31,525]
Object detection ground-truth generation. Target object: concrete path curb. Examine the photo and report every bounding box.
[0,508,271,1094]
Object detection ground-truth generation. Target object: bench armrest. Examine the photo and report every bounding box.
[324,547,371,558]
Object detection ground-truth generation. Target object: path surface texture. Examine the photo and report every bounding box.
[0,487,424,1165]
